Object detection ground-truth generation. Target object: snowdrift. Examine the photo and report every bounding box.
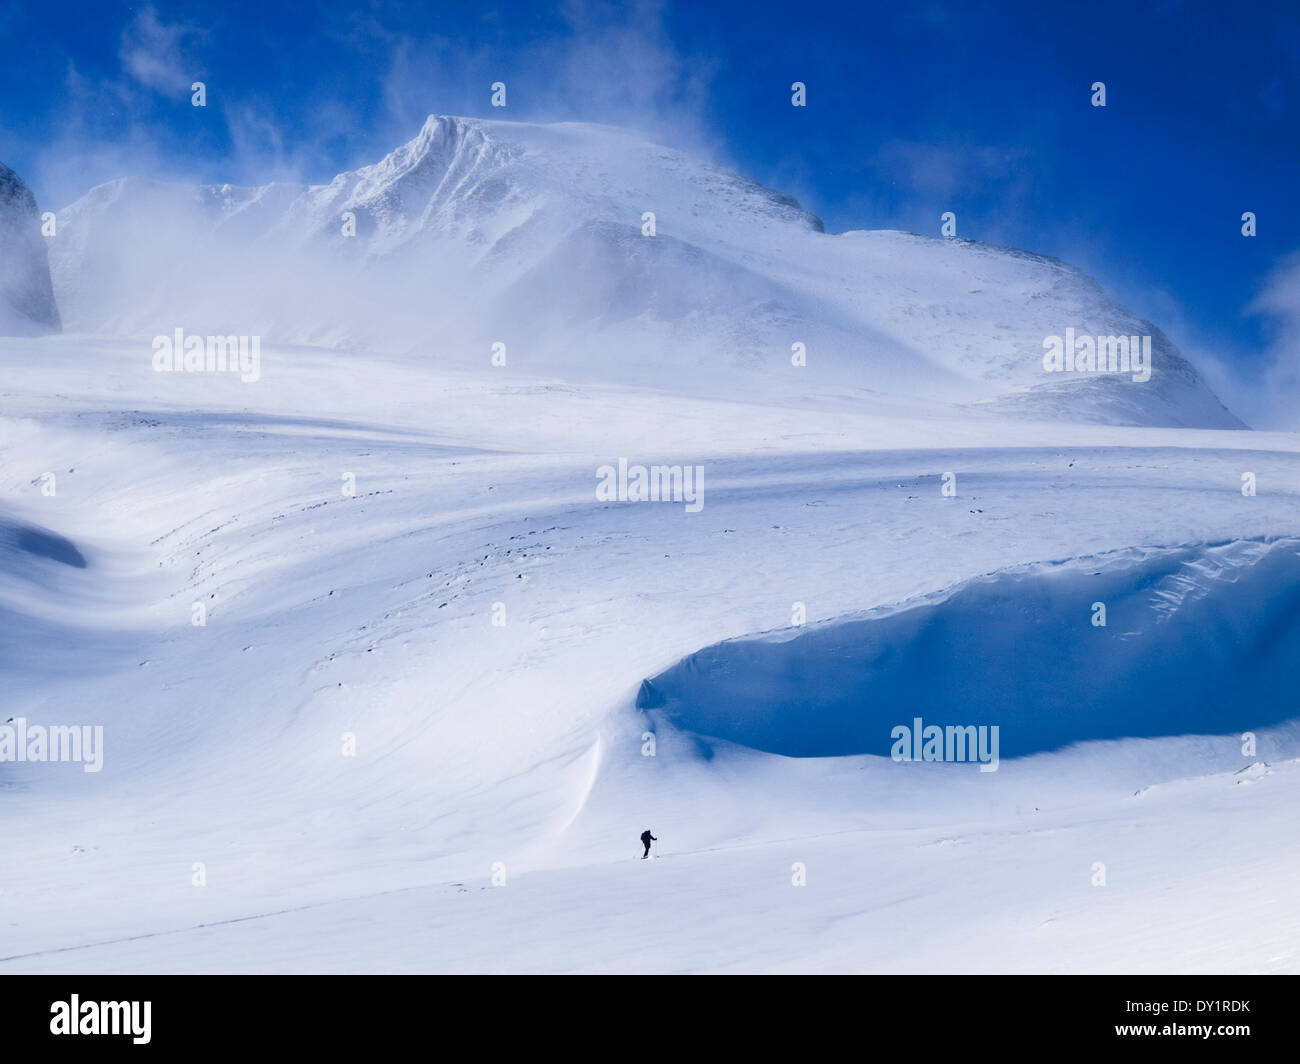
[641,538,1300,758]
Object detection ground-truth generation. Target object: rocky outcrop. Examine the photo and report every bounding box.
[0,162,61,334]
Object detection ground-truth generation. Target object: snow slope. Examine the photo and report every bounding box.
[1,117,1292,973]
[0,330,1296,973]
[47,116,1238,427]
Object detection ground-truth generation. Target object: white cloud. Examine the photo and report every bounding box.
[119,5,202,95]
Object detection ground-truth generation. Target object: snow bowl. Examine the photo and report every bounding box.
[638,538,1300,759]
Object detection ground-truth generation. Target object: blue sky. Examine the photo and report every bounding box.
[2,0,1297,420]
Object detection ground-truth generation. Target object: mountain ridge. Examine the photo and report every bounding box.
[46,115,1240,428]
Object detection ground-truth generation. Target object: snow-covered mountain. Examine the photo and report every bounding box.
[0,163,61,336]
[8,114,1295,976]
[48,116,1239,428]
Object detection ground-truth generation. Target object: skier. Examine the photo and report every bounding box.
[640,829,657,859]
